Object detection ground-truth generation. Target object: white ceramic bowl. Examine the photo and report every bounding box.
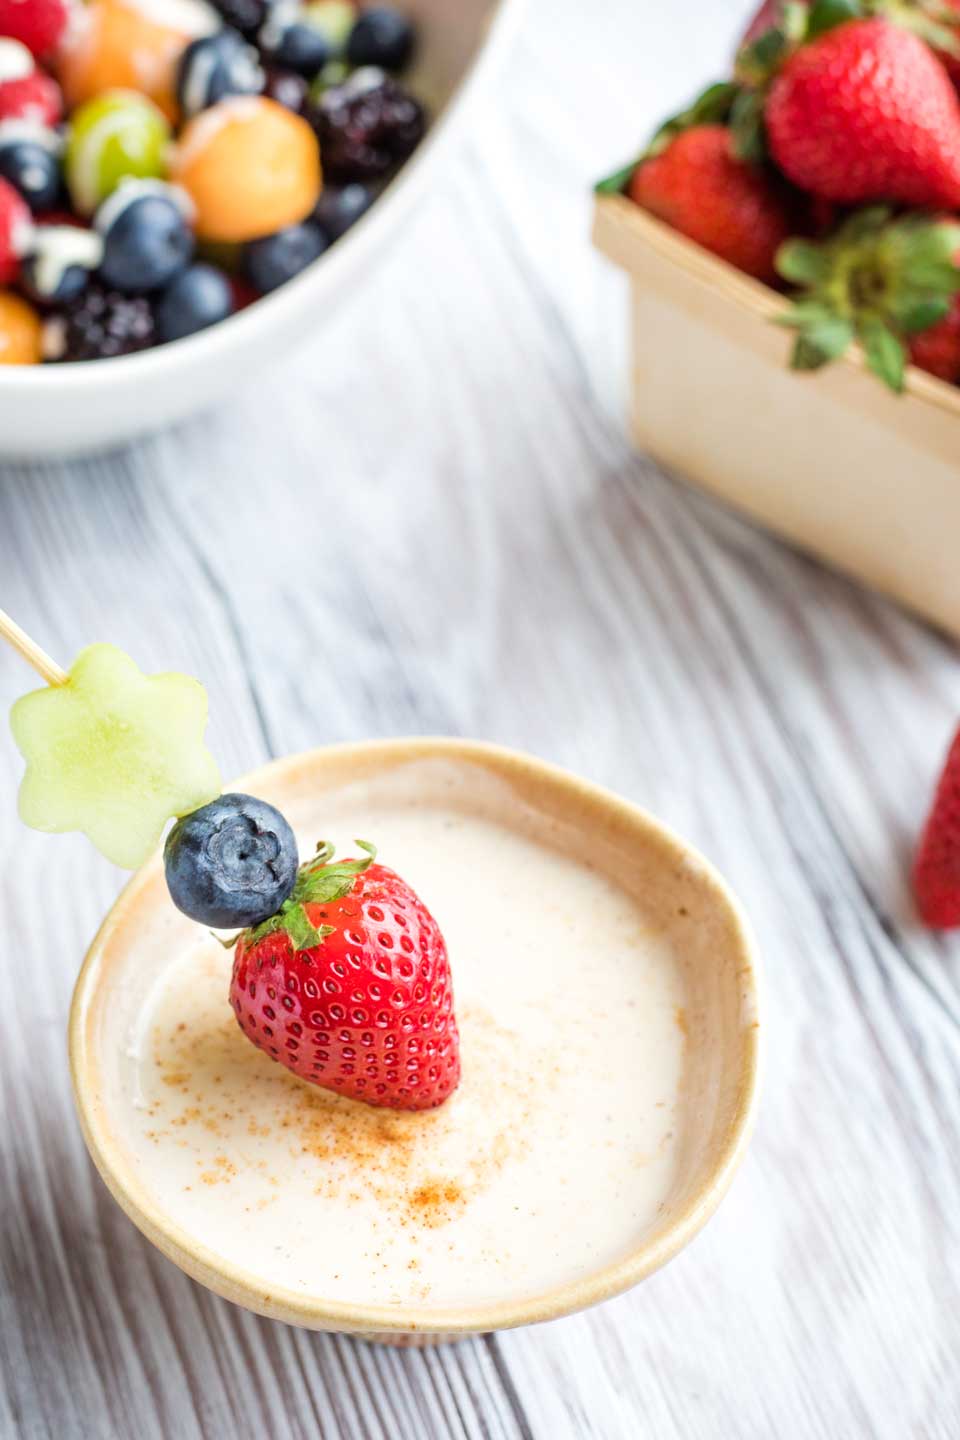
[70,739,762,1344]
[0,0,519,458]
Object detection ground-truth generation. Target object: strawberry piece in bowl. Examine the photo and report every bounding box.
[0,0,72,58]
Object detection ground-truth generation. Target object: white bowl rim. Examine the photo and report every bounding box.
[69,734,763,1336]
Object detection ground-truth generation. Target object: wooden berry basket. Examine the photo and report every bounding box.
[593,191,960,638]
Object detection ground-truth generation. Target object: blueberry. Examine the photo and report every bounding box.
[243,221,327,292]
[259,16,330,78]
[156,262,234,343]
[176,29,264,119]
[347,7,415,71]
[211,0,267,37]
[313,182,374,241]
[0,126,61,211]
[164,793,299,929]
[96,184,194,293]
[22,252,88,305]
[20,224,103,306]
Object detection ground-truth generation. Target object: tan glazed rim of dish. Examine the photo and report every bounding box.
[69,737,763,1339]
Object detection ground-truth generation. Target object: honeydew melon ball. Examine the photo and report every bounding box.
[66,89,171,217]
[10,643,222,870]
[302,1,357,56]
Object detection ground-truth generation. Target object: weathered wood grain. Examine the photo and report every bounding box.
[2,0,959,1435]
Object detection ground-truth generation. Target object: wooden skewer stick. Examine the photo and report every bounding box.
[0,609,68,686]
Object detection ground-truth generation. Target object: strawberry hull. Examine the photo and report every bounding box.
[593,192,960,639]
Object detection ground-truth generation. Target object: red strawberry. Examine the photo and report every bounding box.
[766,18,960,207]
[629,124,792,282]
[229,842,461,1111]
[0,0,72,58]
[0,70,62,124]
[0,174,31,284]
[909,292,960,381]
[741,0,960,92]
[914,725,960,926]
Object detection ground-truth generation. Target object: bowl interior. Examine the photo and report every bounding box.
[70,738,760,1335]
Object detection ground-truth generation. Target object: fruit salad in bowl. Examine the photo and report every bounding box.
[0,0,518,453]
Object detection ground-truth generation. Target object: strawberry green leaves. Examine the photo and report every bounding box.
[241,839,378,952]
[774,208,960,392]
[639,82,739,162]
[296,839,377,907]
[731,0,863,159]
[804,0,862,40]
[595,81,738,193]
[736,4,807,84]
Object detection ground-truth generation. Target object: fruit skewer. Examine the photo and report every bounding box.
[2,611,461,1109]
[0,606,68,684]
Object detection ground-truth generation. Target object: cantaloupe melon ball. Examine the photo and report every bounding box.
[172,97,322,243]
[57,0,218,122]
[0,292,42,364]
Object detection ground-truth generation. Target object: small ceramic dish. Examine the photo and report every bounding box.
[0,0,521,458]
[69,737,761,1344]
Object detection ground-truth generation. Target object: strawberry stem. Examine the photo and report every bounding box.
[594,80,740,192]
[225,840,378,952]
[774,208,960,392]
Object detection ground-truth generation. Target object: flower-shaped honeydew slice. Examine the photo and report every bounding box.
[10,643,221,869]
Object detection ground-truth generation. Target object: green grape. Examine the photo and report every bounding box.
[10,643,221,870]
[303,1,357,56]
[66,89,171,217]
[310,60,350,105]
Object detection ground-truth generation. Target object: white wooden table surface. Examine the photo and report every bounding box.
[2,1,959,1435]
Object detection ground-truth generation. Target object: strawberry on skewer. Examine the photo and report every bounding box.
[1,609,462,1111]
[227,841,461,1111]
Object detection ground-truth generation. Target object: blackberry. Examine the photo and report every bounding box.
[210,0,267,37]
[314,68,425,181]
[49,285,155,362]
